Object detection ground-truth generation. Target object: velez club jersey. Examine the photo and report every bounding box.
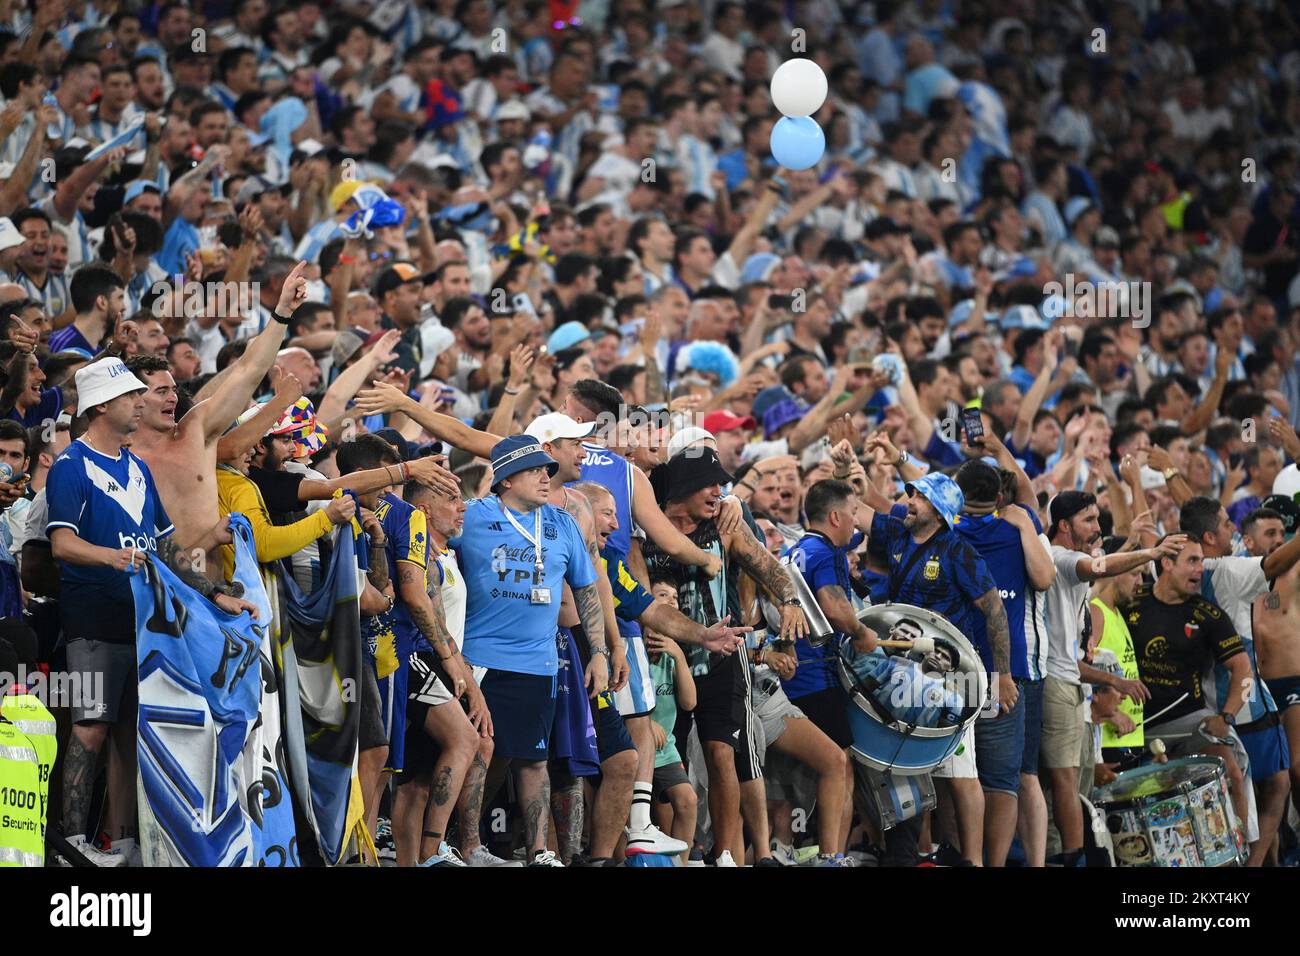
[452,497,596,676]
[573,443,640,640]
[47,439,173,637]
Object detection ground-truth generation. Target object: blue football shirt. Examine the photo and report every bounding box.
[952,504,1042,677]
[785,530,865,700]
[46,438,174,640]
[453,497,597,676]
[363,491,430,676]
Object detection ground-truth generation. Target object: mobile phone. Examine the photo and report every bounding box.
[1063,336,1080,359]
[768,294,794,311]
[846,345,873,365]
[961,407,985,444]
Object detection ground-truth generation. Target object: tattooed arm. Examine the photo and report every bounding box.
[814,582,877,651]
[974,587,1019,713]
[725,522,810,642]
[573,582,609,697]
[565,487,628,690]
[398,561,473,693]
[426,566,492,735]
[156,534,258,617]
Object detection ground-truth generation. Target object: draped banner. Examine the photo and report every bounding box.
[133,515,296,866]
[271,526,365,866]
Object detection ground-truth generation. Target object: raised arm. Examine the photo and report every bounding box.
[198,262,307,441]
[214,371,302,461]
[725,178,782,266]
[317,328,401,433]
[1181,347,1232,436]
[786,367,885,455]
[1012,333,1063,450]
[353,380,501,459]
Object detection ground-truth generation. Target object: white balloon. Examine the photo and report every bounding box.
[770,58,828,117]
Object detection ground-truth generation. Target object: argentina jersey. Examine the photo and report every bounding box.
[46,439,174,607]
[14,268,69,318]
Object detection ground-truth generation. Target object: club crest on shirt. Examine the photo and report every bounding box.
[544,522,558,540]
[923,555,941,581]
[1184,622,1198,639]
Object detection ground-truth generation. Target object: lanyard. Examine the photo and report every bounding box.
[499,497,545,583]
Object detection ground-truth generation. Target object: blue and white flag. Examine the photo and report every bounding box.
[133,515,296,866]
[956,81,1010,207]
[85,119,147,161]
[272,525,366,865]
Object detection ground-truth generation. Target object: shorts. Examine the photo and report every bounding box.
[933,725,978,779]
[377,664,411,772]
[67,638,136,725]
[974,678,1026,794]
[399,651,459,781]
[592,690,637,763]
[1265,675,1300,712]
[358,653,387,752]
[1238,715,1291,781]
[477,666,556,761]
[693,651,761,783]
[1040,676,1086,770]
[1020,679,1045,776]
[615,635,655,718]
[751,670,806,767]
[789,684,853,750]
[652,762,691,803]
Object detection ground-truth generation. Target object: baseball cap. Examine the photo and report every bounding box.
[752,385,794,422]
[495,99,531,122]
[372,262,424,298]
[546,320,591,353]
[235,175,291,206]
[1262,493,1300,535]
[525,413,596,445]
[1064,196,1096,228]
[74,357,147,415]
[0,217,24,253]
[332,330,366,368]
[123,180,162,205]
[702,410,756,435]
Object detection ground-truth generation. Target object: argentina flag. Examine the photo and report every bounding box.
[956,81,1010,207]
[132,515,296,866]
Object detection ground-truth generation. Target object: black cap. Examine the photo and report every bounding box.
[1262,494,1300,535]
[372,262,424,299]
[650,446,734,505]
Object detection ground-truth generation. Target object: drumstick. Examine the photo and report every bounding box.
[876,637,936,652]
[1148,739,1166,757]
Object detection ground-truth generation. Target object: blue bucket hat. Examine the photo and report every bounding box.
[763,398,806,439]
[904,472,965,528]
[547,320,591,353]
[490,435,558,487]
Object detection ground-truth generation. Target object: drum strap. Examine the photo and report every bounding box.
[889,527,947,603]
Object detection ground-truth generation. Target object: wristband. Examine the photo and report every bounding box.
[271,307,293,324]
[401,461,411,481]
[738,481,755,493]
[338,254,357,265]
[591,646,611,657]
[504,387,520,396]
[894,450,909,467]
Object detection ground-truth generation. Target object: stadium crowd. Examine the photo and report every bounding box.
[2,0,1300,868]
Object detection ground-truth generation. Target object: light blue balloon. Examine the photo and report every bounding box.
[770,116,825,170]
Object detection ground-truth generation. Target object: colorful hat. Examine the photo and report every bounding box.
[904,472,965,528]
[273,397,328,458]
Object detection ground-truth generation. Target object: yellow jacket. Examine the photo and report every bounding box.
[216,466,333,580]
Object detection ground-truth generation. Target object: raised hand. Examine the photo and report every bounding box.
[507,343,535,390]
[354,380,412,415]
[275,260,311,316]
[407,456,462,499]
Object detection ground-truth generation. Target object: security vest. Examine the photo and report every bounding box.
[2,694,56,834]
[1092,598,1143,749]
[0,718,43,867]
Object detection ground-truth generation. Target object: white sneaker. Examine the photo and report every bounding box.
[112,837,143,867]
[463,845,523,867]
[418,842,467,867]
[527,849,565,867]
[714,850,738,867]
[770,840,798,867]
[67,835,127,868]
[625,823,688,856]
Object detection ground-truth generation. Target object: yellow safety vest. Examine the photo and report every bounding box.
[0,718,43,867]
[2,694,56,836]
[1093,598,1143,749]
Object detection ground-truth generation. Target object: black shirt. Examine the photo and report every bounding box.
[1126,584,1244,724]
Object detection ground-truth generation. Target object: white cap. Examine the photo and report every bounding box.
[495,99,531,122]
[525,413,595,445]
[74,357,147,416]
[423,323,456,360]
[667,426,713,460]
[0,217,24,253]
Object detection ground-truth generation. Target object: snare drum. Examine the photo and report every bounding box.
[1094,757,1245,867]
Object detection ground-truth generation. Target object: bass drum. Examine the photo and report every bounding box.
[837,602,989,775]
[1094,757,1245,867]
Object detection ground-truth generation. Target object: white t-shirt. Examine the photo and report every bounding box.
[1045,545,1091,684]
[1201,556,1266,647]
[435,548,467,652]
